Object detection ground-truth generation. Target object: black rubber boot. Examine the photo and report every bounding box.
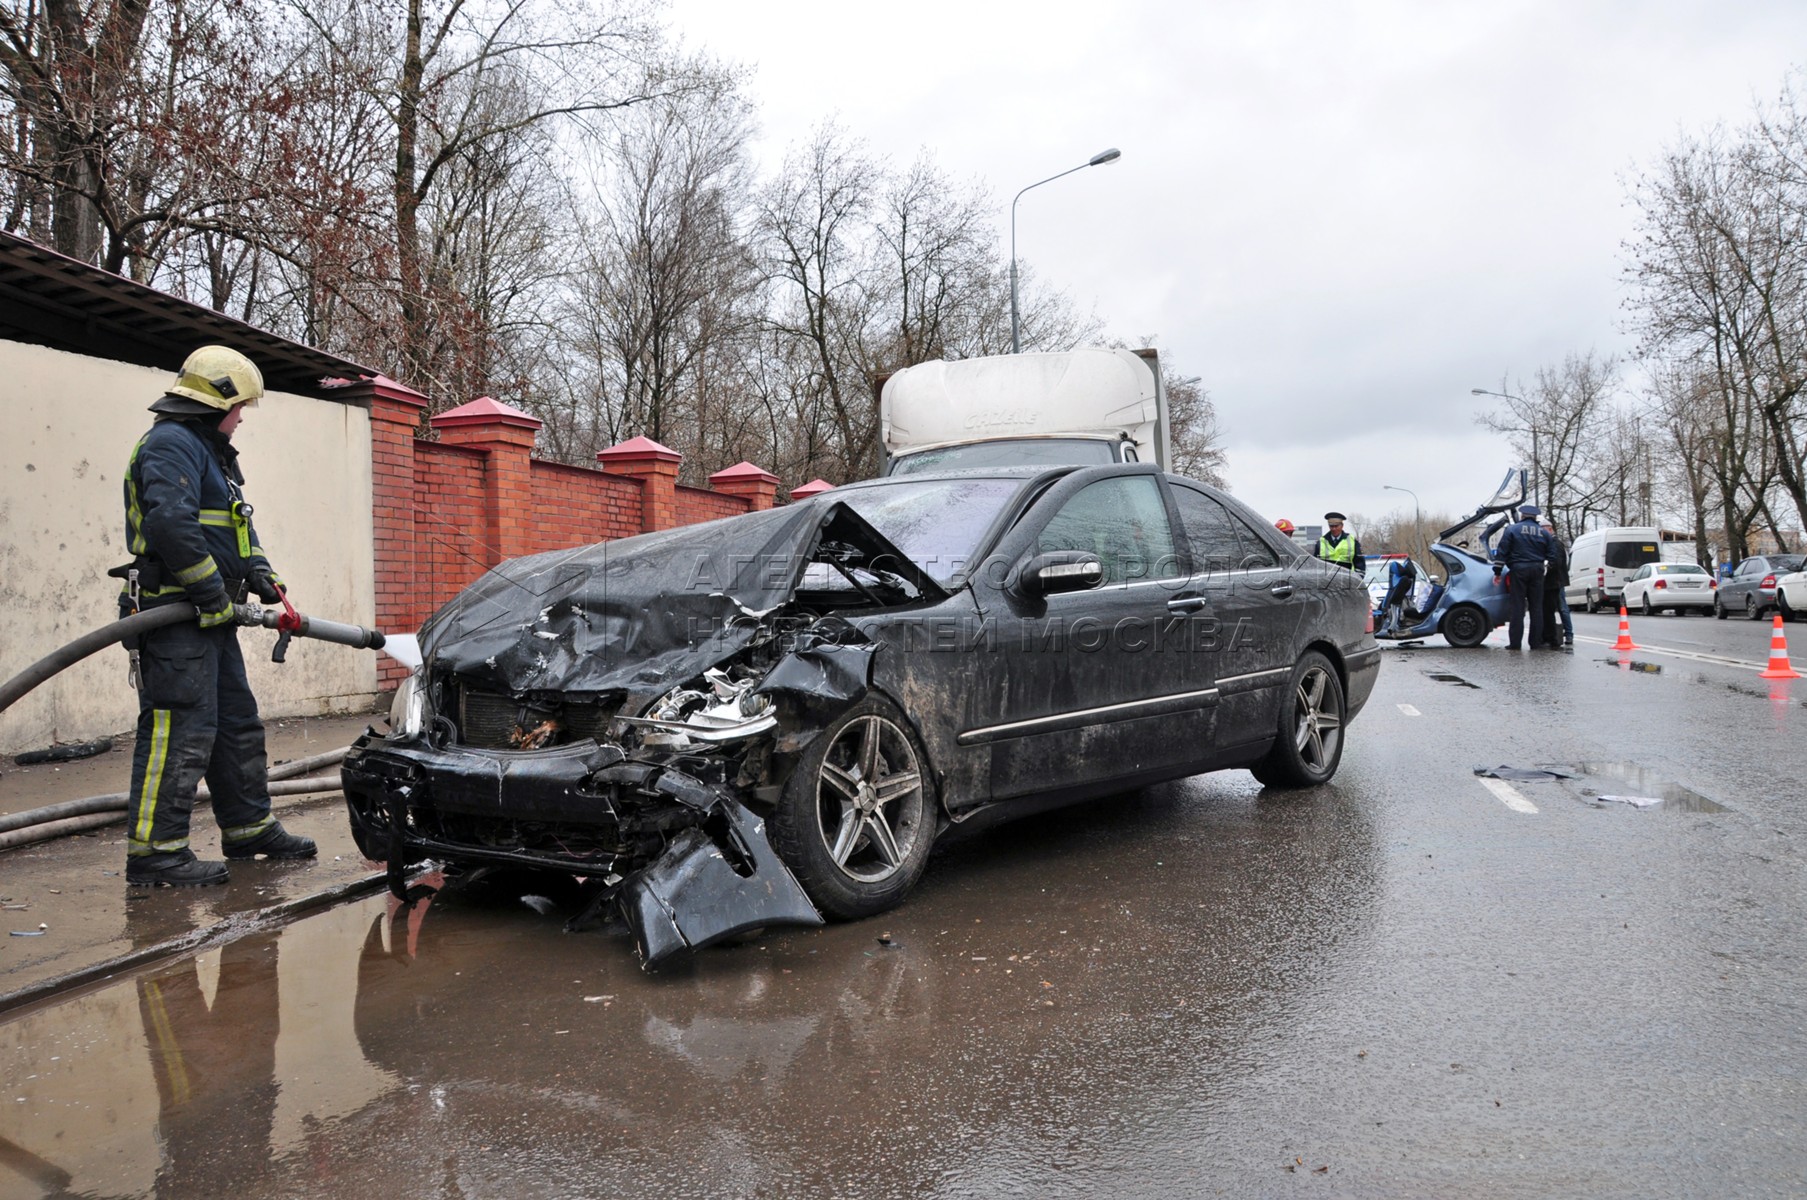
[127,850,230,888]
[224,822,318,860]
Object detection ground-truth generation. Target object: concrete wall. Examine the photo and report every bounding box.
[0,341,378,754]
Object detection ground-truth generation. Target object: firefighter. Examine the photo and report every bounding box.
[1315,511,1365,573]
[119,346,316,887]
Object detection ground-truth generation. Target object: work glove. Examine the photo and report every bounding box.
[193,581,235,628]
[249,568,285,605]
[1492,564,1503,578]
[197,598,236,628]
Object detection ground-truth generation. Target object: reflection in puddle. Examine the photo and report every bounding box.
[1576,761,1730,813]
[1598,657,1662,674]
[1423,672,1481,689]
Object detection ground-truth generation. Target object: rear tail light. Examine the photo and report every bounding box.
[1365,607,1374,634]
[1762,574,1778,589]
[1654,579,1667,590]
[1710,578,1718,589]
[1597,567,1605,584]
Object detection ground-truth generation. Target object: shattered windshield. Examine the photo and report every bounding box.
[835,477,1024,583]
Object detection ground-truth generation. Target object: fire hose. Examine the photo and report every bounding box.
[0,600,384,719]
[0,601,386,849]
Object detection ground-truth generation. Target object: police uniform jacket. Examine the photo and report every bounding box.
[1493,518,1553,573]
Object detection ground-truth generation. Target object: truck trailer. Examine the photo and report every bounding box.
[878,347,1169,476]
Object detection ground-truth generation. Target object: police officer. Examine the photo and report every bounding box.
[1540,519,1573,648]
[120,346,316,887]
[1315,512,1365,572]
[1492,503,1556,650]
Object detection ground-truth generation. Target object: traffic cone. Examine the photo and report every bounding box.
[1612,606,1638,651]
[1759,613,1800,680]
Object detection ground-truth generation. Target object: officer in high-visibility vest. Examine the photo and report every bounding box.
[118,346,317,887]
[1315,511,1365,573]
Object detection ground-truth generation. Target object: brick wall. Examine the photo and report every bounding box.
[674,484,749,525]
[413,441,489,625]
[528,460,644,551]
[332,381,782,690]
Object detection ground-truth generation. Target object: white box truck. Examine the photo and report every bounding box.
[1566,526,1662,612]
[878,347,1169,475]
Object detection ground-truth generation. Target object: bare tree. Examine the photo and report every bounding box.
[1475,350,1619,538]
[1625,85,1807,540]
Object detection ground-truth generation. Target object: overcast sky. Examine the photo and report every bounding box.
[667,0,1806,535]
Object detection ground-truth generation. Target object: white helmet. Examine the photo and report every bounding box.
[165,345,264,411]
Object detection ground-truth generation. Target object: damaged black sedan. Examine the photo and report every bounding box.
[343,464,1379,966]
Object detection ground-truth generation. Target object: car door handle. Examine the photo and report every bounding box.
[1269,581,1294,598]
[1167,596,1208,613]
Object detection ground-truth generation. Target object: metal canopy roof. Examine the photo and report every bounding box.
[0,229,379,401]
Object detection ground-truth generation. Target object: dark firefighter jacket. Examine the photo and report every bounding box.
[122,416,276,613]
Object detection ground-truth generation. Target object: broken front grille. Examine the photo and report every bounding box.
[455,684,622,749]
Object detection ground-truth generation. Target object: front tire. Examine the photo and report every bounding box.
[1780,593,1796,622]
[769,696,937,921]
[1251,651,1346,789]
[1715,596,1728,619]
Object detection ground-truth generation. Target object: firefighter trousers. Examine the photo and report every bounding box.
[127,619,274,858]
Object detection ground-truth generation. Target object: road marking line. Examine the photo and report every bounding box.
[1573,635,1769,673]
[1477,777,1538,814]
[1397,703,1421,716]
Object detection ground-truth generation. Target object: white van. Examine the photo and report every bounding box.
[1566,526,1662,612]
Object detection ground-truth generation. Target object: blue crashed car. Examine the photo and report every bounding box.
[1371,470,1523,647]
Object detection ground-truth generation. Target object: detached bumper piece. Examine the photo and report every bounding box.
[620,799,823,970]
[341,734,822,968]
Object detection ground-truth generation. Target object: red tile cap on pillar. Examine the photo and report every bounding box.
[790,478,835,500]
[709,461,780,485]
[597,435,683,465]
[709,461,781,512]
[430,395,542,431]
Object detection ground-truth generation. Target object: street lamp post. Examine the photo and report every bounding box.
[1383,484,1421,534]
[1010,147,1122,353]
[1470,388,1540,507]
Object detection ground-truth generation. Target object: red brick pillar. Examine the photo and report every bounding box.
[431,397,543,563]
[597,436,682,532]
[334,375,428,690]
[708,461,780,512]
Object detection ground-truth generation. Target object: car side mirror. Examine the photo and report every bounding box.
[1014,551,1104,598]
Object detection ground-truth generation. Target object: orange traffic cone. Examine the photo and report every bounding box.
[1612,606,1638,651]
[1759,613,1800,679]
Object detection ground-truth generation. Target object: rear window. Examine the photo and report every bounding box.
[1604,541,1661,569]
[1656,563,1707,575]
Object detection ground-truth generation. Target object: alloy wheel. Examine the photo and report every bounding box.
[813,714,926,884]
[1289,665,1343,775]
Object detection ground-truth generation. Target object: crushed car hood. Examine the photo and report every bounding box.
[418,500,947,704]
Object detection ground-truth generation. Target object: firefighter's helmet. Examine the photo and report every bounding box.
[161,346,264,412]
[1274,518,1296,535]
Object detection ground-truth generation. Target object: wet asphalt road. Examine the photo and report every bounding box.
[3,610,1806,1198]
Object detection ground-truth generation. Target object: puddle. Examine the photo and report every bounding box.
[1423,672,1481,689]
[1575,761,1729,813]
